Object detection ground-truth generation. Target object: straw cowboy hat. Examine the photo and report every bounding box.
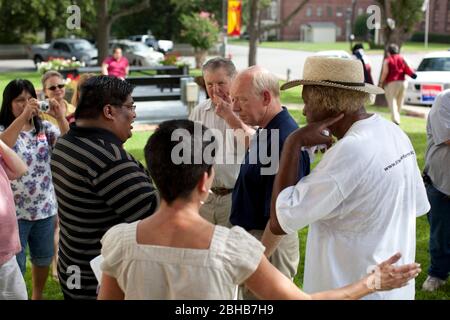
[280,56,384,95]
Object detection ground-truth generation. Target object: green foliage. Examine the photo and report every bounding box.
[180,13,219,51]
[411,32,450,44]
[354,14,370,39]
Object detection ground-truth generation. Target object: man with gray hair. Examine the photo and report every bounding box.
[189,57,250,226]
[264,56,429,299]
[225,66,310,299]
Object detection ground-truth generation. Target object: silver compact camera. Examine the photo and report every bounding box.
[38,100,50,112]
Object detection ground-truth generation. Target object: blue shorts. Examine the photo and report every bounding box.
[16,215,55,274]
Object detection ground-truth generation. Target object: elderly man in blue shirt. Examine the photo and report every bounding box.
[214,65,310,300]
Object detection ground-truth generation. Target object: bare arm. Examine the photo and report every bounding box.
[47,99,69,135]
[0,99,39,148]
[379,60,389,87]
[268,115,344,235]
[101,63,109,76]
[245,253,420,300]
[97,273,125,300]
[0,139,27,180]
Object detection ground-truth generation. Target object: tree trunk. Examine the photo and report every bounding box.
[248,0,259,66]
[194,49,207,69]
[96,0,111,66]
[44,26,53,43]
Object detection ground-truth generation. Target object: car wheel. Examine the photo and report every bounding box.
[34,55,43,66]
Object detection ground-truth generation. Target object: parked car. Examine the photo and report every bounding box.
[109,40,164,66]
[128,34,173,54]
[29,38,98,66]
[405,51,450,106]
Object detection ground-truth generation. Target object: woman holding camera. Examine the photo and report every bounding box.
[0,79,68,300]
[40,71,75,126]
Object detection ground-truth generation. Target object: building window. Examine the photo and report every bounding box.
[306,7,312,17]
[317,7,323,17]
[336,7,343,17]
[327,6,333,17]
[358,7,364,16]
[336,27,342,36]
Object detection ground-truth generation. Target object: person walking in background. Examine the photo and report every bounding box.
[0,79,69,300]
[101,47,129,80]
[0,139,28,300]
[352,43,374,85]
[422,90,450,292]
[379,44,417,125]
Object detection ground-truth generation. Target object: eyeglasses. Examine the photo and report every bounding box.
[47,84,65,91]
[121,103,137,112]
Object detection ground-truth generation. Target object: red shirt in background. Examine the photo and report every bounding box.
[102,56,129,79]
[385,54,415,84]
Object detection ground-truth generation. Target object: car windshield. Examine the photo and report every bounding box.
[71,41,93,51]
[417,57,450,72]
[130,43,150,52]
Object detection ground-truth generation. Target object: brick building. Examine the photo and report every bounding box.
[261,0,449,42]
[418,0,450,35]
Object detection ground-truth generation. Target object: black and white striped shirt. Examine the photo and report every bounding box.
[51,124,158,300]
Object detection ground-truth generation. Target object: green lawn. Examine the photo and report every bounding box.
[229,39,450,54]
[4,67,443,299]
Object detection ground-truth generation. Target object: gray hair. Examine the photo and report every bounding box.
[302,85,369,113]
[41,70,64,89]
[202,57,237,78]
[251,67,280,98]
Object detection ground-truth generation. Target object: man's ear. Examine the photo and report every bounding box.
[103,105,115,120]
[262,90,271,106]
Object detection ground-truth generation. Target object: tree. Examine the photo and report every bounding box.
[374,0,424,105]
[246,0,310,66]
[180,12,220,68]
[96,0,151,66]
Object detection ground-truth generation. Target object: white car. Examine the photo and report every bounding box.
[109,40,164,66]
[405,51,450,106]
[314,50,352,59]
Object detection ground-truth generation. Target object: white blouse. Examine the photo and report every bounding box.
[100,221,265,299]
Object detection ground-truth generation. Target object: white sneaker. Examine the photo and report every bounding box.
[422,275,446,292]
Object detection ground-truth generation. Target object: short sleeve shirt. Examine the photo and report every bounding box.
[100,222,265,299]
[0,121,60,221]
[103,56,129,79]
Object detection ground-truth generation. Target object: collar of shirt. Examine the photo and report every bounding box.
[68,123,123,146]
[264,106,290,130]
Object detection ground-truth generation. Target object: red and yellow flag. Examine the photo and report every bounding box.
[227,0,242,36]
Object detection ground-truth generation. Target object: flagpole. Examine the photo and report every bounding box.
[425,0,430,49]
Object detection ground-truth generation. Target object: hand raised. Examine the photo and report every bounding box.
[289,114,344,148]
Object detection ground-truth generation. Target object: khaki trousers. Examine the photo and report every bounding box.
[238,229,299,300]
[385,80,407,125]
[199,192,232,227]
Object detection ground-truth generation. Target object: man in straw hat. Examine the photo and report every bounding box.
[261,56,430,299]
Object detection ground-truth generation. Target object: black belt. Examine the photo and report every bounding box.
[210,187,233,196]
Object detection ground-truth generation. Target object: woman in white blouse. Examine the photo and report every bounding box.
[98,120,420,300]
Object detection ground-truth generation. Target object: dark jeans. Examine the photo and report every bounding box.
[426,183,450,280]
